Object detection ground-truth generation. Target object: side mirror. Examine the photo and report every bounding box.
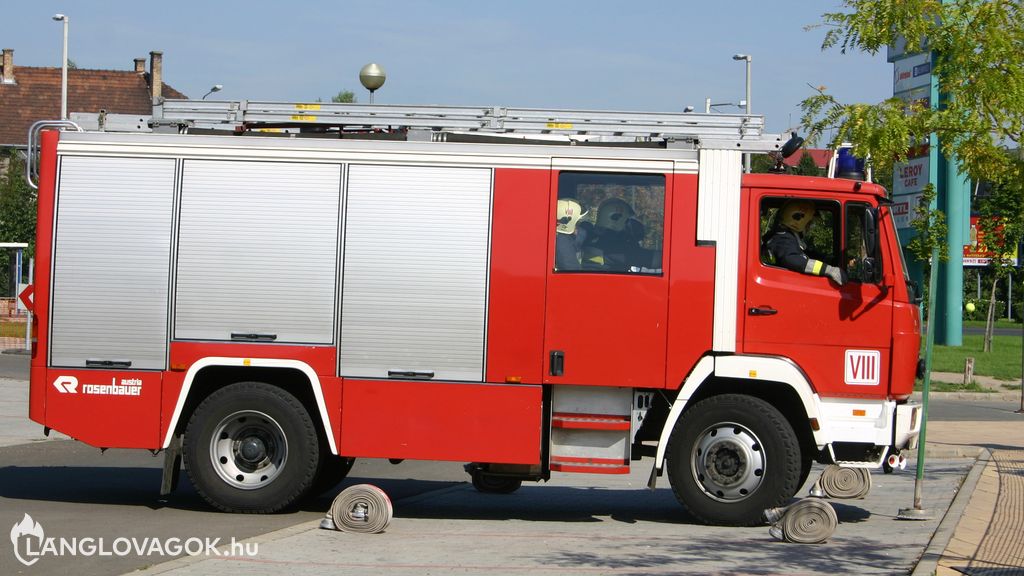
[864,208,879,256]
[908,279,923,304]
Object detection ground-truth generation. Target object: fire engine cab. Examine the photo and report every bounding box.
[23,101,922,526]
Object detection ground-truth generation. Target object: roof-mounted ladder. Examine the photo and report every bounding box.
[148,99,786,152]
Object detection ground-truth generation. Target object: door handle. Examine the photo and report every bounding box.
[748,306,778,316]
[550,351,565,376]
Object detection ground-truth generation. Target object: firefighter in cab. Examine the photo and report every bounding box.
[554,198,588,271]
[765,200,846,285]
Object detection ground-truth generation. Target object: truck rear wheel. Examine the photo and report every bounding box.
[183,381,320,513]
[666,394,801,526]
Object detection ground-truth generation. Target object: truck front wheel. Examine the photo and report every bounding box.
[666,394,801,526]
[183,381,320,513]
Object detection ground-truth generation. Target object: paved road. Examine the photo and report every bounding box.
[0,443,467,576]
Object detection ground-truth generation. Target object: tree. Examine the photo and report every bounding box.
[802,0,1023,186]
[0,151,36,297]
[975,160,1024,350]
[802,0,1024,349]
[793,151,821,176]
[331,90,357,104]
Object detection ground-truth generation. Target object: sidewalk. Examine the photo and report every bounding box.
[920,407,1024,575]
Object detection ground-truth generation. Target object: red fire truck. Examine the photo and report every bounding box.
[23,101,921,526]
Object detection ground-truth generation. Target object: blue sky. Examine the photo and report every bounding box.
[3,1,893,133]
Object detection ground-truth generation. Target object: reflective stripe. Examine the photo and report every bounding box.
[805,260,824,275]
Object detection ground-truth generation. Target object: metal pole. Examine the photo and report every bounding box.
[899,247,939,519]
[744,57,751,174]
[59,16,68,120]
[705,97,711,114]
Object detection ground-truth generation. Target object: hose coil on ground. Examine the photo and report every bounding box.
[329,484,393,534]
[817,465,872,499]
[767,499,838,544]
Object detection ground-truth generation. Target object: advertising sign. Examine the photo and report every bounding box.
[892,192,924,231]
[893,155,930,197]
[893,52,932,94]
[964,215,1020,266]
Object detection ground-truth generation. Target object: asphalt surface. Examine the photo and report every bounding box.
[0,443,467,576]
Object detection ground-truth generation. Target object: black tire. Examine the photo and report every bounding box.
[471,471,522,494]
[183,381,320,513]
[311,454,355,495]
[666,394,801,526]
[798,456,814,491]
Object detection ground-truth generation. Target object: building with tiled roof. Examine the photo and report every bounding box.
[0,50,186,147]
[782,148,833,171]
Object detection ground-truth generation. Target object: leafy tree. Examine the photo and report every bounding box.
[0,151,36,296]
[793,151,822,176]
[802,0,1023,184]
[802,0,1024,349]
[331,90,357,104]
[975,157,1024,349]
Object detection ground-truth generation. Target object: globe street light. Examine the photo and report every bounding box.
[733,53,752,173]
[202,84,223,100]
[359,63,386,104]
[52,14,69,120]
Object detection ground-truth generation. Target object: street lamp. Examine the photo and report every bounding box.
[733,53,752,173]
[52,14,68,120]
[202,84,223,100]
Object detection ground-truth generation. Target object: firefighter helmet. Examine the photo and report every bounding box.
[556,199,587,234]
[596,197,633,232]
[779,200,816,233]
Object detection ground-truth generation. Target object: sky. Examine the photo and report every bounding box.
[2,1,894,134]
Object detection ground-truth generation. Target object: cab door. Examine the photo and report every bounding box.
[743,191,894,397]
[543,163,672,388]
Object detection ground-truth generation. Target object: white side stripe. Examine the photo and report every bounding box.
[161,357,337,455]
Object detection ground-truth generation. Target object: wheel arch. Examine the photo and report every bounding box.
[162,357,337,455]
[654,355,823,471]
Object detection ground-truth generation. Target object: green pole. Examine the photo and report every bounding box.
[914,246,940,510]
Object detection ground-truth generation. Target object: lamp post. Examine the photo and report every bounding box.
[359,63,386,104]
[52,14,69,120]
[202,84,223,100]
[733,53,752,173]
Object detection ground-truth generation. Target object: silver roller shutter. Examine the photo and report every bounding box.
[50,156,176,369]
[174,160,341,344]
[341,165,491,381]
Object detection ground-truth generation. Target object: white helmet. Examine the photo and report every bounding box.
[556,199,587,234]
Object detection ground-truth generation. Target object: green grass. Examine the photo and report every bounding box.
[914,380,995,393]
[962,319,1022,330]
[926,333,1023,380]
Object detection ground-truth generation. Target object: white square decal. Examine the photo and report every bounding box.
[845,350,881,385]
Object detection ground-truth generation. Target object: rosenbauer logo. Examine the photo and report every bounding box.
[52,375,143,396]
[9,513,258,566]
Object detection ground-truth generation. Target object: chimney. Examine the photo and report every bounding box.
[134,58,146,74]
[149,50,163,101]
[1,49,14,85]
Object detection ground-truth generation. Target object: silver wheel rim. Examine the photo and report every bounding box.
[209,410,288,490]
[690,422,766,502]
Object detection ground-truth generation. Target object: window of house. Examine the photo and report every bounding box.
[554,172,665,274]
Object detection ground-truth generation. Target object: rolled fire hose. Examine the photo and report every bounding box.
[816,465,872,499]
[767,499,838,544]
[328,484,393,534]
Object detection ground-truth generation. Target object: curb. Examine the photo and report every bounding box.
[912,391,1022,403]
[910,450,991,576]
